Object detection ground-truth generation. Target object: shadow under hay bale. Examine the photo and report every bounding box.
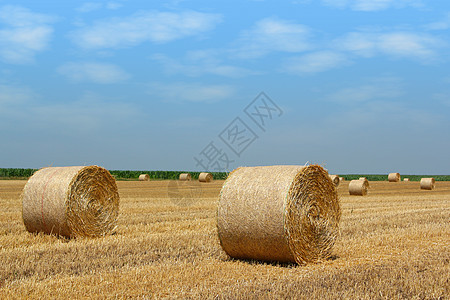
[22,166,119,238]
[199,172,213,183]
[217,165,341,265]
[420,178,435,190]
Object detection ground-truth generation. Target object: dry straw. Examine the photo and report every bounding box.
[138,174,150,181]
[359,177,366,181]
[199,172,213,183]
[404,178,410,182]
[339,177,345,182]
[349,179,369,196]
[329,175,340,187]
[420,178,435,190]
[217,165,341,264]
[388,172,401,182]
[179,173,192,181]
[22,166,119,238]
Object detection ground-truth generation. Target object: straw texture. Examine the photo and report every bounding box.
[199,172,213,183]
[420,178,435,190]
[388,173,401,182]
[138,174,150,181]
[404,178,410,182]
[329,175,340,187]
[349,179,369,196]
[217,165,341,264]
[179,173,192,181]
[22,166,119,238]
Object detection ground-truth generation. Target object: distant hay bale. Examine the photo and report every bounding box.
[388,172,400,182]
[359,177,366,181]
[420,178,435,190]
[404,178,410,182]
[349,179,369,196]
[339,177,345,182]
[359,177,369,187]
[199,172,213,183]
[329,175,340,187]
[179,173,192,181]
[138,174,150,181]
[22,166,119,238]
[217,165,341,264]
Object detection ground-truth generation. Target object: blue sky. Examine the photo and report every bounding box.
[1,0,449,174]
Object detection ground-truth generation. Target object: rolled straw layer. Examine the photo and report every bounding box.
[179,173,192,181]
[217,165,341,264]
[420,178,435,190]
[199,172,213,182]
[139,174,150,181]
[329,175,340,187]
[22,166,119,238]
[388,172,400,182]
[349,179,369,196]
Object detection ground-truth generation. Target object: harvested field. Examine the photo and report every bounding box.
[0,179,449,299]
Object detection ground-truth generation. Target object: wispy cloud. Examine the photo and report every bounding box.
[148,82,235,103]
[152,51,258,78]
[0,5,56,64]
[71,10,222,49]
[282,51,348,73]
[233,17,312,59]
[336,31,443,62]
[76,2,123,13]
[57,62,130,84]
[321,0,423,11]
[425,12,450,30]
[325,77,404,104]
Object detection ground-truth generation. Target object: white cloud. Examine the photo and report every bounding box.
[77,3,103,13]
[336,31,442,61]
[76,2,123,13]
[321,0,423,11]
[425,12,450,31]
[325,77,404,104]
[282,51,348,73]
[233,18,312,58]
[71,10,222,49]
[0,5,56,64]
[57,62,130,84]
[148,82,235,103]
[0,84,33,107]
[152,51,258,78]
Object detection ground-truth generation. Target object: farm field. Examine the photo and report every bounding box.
[0,179,449,299]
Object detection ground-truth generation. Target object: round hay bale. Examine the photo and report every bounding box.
[388,172,400,182]
[199,172,213,183]
[339,177,345,182]
[329,175,340,187]
[138,174,150,181]
[22,166,119,238]
[217,165,341,264]
[403,178,410,182]
[179,173,192,181]
[358,177,369,187]
[420,178,435,190]
[349,179,369,196]
[359,177,366,181]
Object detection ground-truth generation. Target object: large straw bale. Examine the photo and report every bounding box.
[388,172,400,182]
[404,178,410,182]
[199,172,213,182]
[179,173,192,181]
[329,175,340,187]
[420,178,435,190]
[22,166,119,238]
[138,174,150,181]
[349,179,369,196]
[217,165,341,264]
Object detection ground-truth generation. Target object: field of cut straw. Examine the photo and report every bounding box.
[0,179,449,299]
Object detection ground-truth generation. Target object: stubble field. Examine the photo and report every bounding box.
[0,179,449,299]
